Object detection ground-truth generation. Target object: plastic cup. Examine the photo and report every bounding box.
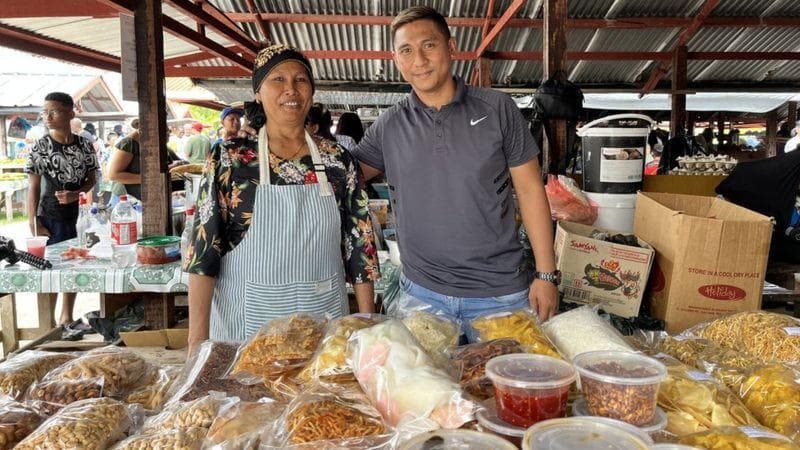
[522,417,652,450]
[476,400,526,448]
[485,353,576,428]
[25,236,49,258]
[112,243,137,268]
[399,429,517,450]
[572,350,667,426]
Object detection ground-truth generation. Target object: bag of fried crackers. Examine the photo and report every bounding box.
[143,392,237,433]
[111,427,208,450]
[682,311,800,365]
[0,351,74,399]
[472,308,560,358]
[648,353,760,437]
[0,396,47,450]
[387,296,461,368]
[43,346,156,398]
[261,384,393,449]
[297,314,385,384]
[227,314,327,383]
[125,365,182,412]
[204,399,284,450]
[679,425,800,450]
[447,339,523,400]
[634,331,757,372]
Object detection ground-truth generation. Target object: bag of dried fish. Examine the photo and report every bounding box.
[542,306,633,361]
[229,314,327,381]
[683,311,800,365]
[111,427,208,450]
[471,308,560,359]
[678,425,800,450]
[650,354,759,436]
[447,339,523,400]
[0,397,46,450]
[43,346,154,397]
[0,351,74,399]
[24,377,105,415]
[205,400,284,450]
[297,314,384,383]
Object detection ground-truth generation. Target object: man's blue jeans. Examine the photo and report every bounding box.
[398,273,529,343]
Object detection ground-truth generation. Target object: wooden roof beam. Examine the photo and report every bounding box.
[164,0,259,57]
[0,23,120,71]
[640,0,720,95]
[475,0,527,58]
[244,0,270,44]
[3,0,119,18]
[161,16,252,72]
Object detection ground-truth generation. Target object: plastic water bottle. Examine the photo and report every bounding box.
[181,206,195,268]
[76,193,91,247]
[111,195,138,245]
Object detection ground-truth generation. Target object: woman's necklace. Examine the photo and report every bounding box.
[269,140,305,161]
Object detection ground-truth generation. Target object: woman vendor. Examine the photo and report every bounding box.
[185,45,379,348]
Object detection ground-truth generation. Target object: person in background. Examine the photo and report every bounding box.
[183,122,211,163]
[351,6,559,339]
[695,127,715,154]
[113,124,125,139]
[335,112,365,150]
[185,44,379,349]
[778,121,792,138]
[106,131,119,149]
[26,92,98,326]
[216,106,243,145]
[305,103,336,140]
[107,118,142,201]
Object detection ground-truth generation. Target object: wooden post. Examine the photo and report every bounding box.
[0,117,7,159]
[543,0,567,177]
[670,46,687,137]
[789,101,798,128]
[766,109,778,158]
[471,57,493,88]
[36,293,54,331]
[134,0,171,236]
[1,294,17,356]
[717,116,725,146]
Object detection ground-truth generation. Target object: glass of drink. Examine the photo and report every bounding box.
[25,236,49,258]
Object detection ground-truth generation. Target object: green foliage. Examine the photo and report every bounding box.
[187,106,222,133]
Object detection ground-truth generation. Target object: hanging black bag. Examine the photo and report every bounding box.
[532,73,584,120]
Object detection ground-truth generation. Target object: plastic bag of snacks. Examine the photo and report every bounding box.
[228,314,327,381]
[297,314,385,383]
[168,341,271,404]
[112,427,207,450]
[447,339,523,400]
[263,385,392,449]
[471,308,560,359]
[635,332,757,372]
[144,392,236,432]
[0,397,46,450]
[43,346,154,397]
[348,319,475,429]
[401,311,460,368]
[15,397,141,450]
[729,363,800,443]
[125,365,181,412]
[683,311,800,365]
[204,399,284,450]
[0,351,74,399]
[542,306,633,361]
[651,354,759,436]
[678,425,800,450]
[24,377,105,415]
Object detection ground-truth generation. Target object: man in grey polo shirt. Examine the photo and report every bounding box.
[353,6,560,340]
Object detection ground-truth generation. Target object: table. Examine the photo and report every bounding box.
[0,178,27,221]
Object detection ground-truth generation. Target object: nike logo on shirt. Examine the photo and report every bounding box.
[470,116,488,126]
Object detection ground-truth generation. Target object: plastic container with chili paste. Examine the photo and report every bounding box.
[522,417,652,450]
[398,429,517,450]
[572,350,667,426]
[136,236,182,265]
[485,353,576,428]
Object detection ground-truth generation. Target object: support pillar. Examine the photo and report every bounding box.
[766,109,778,158]
[789,101,798,128]
[670,46,687,137]
[542,0,567,177]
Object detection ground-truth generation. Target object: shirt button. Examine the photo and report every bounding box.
[437,133,442,137]
[435,120,441,124]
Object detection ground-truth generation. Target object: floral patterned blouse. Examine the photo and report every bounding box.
[185,135,380,284]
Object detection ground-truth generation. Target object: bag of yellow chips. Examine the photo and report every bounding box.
[679,425,799,450]
[732,364,800,443]
[471,308,560,359]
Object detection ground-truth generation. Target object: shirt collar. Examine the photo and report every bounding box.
[409,76,467,110]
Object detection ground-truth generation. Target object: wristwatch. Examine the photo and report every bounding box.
[534,270,562,286]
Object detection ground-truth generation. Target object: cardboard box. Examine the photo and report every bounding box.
[643,175,726,197]
[120,328,189,349]
[555,221,655,318]
[634,192,773,333]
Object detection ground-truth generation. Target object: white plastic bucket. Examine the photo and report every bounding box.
[584,192,637,233]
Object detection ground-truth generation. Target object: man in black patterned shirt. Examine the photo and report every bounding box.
[25,92,98,325]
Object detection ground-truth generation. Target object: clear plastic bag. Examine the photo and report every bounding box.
[387,296,462,368]
[542,305,633,361]
[126,365,182,412]
[144,392,236,432]
[112,427,208,450]
[262,385,392,449]
[682,311,800,365]
[24,376,105,415]
[297,314,385,384]
[168,341,271,404]
[447,339,523,400]
[228,314,327,382]
[732,363,800,443]
[0,351,74,399]
[348,319,475,429]
[544,175,598,225]
[678,425,799,450]
[204,399,284,450]
[471,308,560,359]
[15,397,142,450]
[0,396,46,450]
[43,346,155,397]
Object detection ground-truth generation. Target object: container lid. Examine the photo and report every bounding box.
[485,353,576,390]
[476,401,526,438]
[523,417,651,450]
[649,445,702,450]
[399,429,517,450]
[137,236,181,247]
[572,397,667,435]
[572,351,667,386]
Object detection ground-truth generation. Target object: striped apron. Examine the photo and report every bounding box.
[209,128,348,341]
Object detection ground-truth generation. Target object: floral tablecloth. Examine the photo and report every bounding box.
[0,239,398,295]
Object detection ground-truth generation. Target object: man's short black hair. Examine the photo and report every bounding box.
[391,6,451,41]
[44,92,74,110]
